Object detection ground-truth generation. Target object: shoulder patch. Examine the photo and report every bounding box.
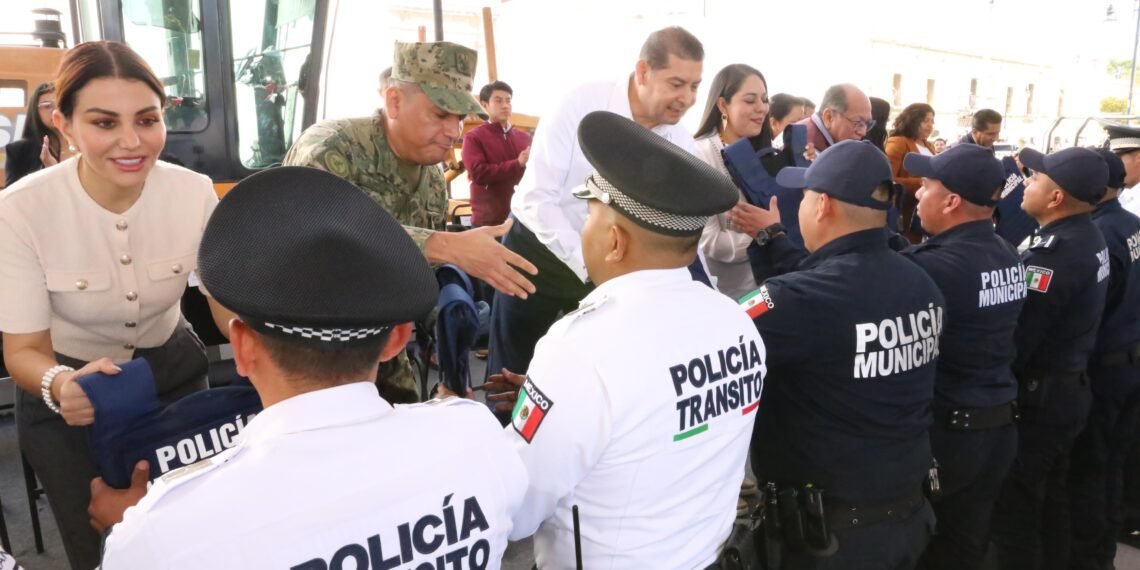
[740,285,774,318]
[1028,233,1058,251]
[1025,265,1054,293]
[510,376,553,444]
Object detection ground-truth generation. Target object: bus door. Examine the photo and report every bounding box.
[95,0,328,191]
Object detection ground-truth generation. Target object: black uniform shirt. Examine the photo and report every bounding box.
[1090,199,1140,356]
[901,220,1027,409]
[1014,213,1108,376]
[750,228,945,505]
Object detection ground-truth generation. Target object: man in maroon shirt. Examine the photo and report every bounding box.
[462,81,532,227]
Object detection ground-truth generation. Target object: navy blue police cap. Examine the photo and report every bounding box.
[571,110,738,236]
[902,143,1005,206]
[198,166,439,346]
[1092,148,1127,190]
[1100,120,1140,154]
[1018,147,1108,205]
[775,140,894,210]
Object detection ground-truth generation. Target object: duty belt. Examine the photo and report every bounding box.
[933,402,1018,431]
[1092,343,1140,368]
[824,489,925,530]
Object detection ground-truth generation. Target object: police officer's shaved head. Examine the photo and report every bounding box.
[639,26,704,69]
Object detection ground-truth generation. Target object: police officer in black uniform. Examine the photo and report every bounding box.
[987,147,1110,570]
[748,140,945,569]
[1065,143,1140,570]
[896,144,1027,570]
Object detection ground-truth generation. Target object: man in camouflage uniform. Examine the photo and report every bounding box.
[284,41,537,401]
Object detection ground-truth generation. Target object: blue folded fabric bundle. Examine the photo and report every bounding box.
[435,264,478,396]
[995,156,1037,248]
[77,358,262,488]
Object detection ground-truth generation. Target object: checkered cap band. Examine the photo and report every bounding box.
[263,322,392,343]
[586,175,708,234]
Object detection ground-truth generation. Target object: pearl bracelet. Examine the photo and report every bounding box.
[40,365,74,414]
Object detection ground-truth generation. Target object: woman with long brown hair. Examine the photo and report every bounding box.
[4,81,68,186]
[885,102,937,241]
[0,41,230,569]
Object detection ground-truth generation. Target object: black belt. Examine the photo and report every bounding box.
[933,402,1018,431]
[1093,343,1140,368]
[824,489,925,530]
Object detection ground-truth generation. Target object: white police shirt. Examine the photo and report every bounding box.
[509,76,697,283]
[1122,186,1140,218]
[101,382,527,569]
[507,268,767,569]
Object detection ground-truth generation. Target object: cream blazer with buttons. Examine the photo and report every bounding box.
[0,158,218,363]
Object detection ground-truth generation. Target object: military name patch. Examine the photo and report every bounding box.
[740,286,774,318]
[512,377,552,443]
[1025,265,1053,293]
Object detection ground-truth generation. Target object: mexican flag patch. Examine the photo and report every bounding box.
[740,286,774,318]
[512,376,553,443]
[1025,265,1053,293]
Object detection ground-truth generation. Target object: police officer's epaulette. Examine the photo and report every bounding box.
[142,453,232,509]
[409,396,483,409]
[561,295,611,326]
[1028,233,1059,252]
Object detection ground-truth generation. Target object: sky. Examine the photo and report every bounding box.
[5,0,1140,143]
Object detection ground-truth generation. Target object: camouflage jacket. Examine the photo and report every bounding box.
[283,110,447,250]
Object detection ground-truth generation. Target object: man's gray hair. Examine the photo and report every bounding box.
[819,84,850,114]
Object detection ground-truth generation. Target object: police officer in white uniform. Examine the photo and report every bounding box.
[99,167,527,568]
[505,111,767,568]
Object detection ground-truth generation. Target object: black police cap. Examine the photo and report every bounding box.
[198,166,439,345]
[572,110,738,236]
[903,143,1005,206]
[1092,147,1127,190]
[775,140,894,210]
[1019,147,1108,205]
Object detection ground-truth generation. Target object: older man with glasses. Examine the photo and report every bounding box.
[797,83,874,155]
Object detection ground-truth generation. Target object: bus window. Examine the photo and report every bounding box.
[0,81,28,148]
[121,0,208,132]
[229,0,316,168]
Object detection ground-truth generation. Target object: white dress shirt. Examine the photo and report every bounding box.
[102,383,528,569]
[506,268,767,568]
[693,135,759,300]
[510,76,697,282]
[1122,186,1140,217]
[0,158,217,362]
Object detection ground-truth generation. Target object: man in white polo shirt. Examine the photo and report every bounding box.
[484,26,706,421]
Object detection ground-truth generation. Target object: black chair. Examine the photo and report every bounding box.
[21,454,44,554]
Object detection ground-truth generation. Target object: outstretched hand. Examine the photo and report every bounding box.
[433,219,538,299]
[475,368,526,412]
[727,197,781,238]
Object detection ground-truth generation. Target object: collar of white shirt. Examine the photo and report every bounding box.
[582,267,693,306]
[811,113,836,147]
[238,382,392,447]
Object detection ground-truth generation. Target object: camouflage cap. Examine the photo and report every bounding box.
[391,41,487,120]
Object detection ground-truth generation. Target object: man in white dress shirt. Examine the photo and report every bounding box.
[484,27,707,422]
[506,111,767,568]
[98,167,527,568]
